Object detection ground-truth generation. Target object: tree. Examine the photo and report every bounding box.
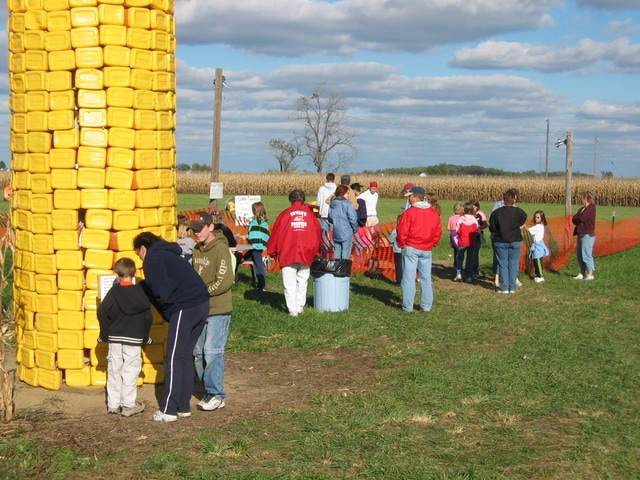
[0,161,6,170]
[601,170,614,178]
[176,163,191,172]
[267,138,300,172]
[293,83,356,173]
[192,163,210,172]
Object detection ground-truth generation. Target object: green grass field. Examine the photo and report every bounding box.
[2,245,639,478]
[1,193,640,478]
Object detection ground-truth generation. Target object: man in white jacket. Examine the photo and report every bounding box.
[316,172,337,231]
[359,181,379,226]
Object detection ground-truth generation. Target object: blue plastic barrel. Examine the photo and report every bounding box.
[313,274,350,312]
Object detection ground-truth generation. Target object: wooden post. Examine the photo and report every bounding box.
[210,67,223,208]
[565,131,573,216]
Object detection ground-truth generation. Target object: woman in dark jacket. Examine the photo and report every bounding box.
[572,190,596,280]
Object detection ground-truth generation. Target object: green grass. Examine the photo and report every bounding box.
[1,193,639,478]
[2,247,640,478]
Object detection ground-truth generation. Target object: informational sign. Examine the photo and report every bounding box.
[98,275,136,301]
[233,195,261,225]
[209,182,224,200]
[98,274,118,301]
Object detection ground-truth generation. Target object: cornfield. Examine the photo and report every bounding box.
[176,172,640,207]
[2,171,637,207]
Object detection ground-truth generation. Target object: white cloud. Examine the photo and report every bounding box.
[449,38,640,74]
[174,0,556,54]
[173,61,580,174]
[577,0,640,10]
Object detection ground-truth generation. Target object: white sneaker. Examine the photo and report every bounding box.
[177,411,192,418]
[453,274,462,282]
[152,410,177,423]
[197,394,226,411]
[516,279,523,287]
[574,273,584,280]
[585,275,595,281]
[121,401,145,417]
[534,277,545,283]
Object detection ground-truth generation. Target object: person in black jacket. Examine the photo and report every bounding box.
[489,191,528,294]
[133,232,210,423]
[97,257,152,417]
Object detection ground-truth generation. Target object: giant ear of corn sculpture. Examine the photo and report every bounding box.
[8,0,177,390]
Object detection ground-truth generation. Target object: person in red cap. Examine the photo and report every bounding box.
[359,181,379,226]
[402,183,414,210]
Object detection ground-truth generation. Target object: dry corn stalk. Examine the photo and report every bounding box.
[0,228,15,423]
[177,172,640,207]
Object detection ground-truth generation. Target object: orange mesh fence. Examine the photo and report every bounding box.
[521,215,640,274]
[156,210,640,279]
[4,208,636,279]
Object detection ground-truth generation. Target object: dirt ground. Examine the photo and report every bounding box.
[2,343,386,474]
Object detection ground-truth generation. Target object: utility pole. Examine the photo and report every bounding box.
[564,131,573,216]
[545,119,550,178]
[593,137,598,178]
[210,67,224,208]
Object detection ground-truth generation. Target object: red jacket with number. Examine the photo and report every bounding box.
[267,202,322,267]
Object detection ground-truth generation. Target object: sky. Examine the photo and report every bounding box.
[1,0,639,178]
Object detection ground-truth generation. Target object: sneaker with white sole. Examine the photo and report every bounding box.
[516,279,523,287]
[574,273,584,280]
[107,407,120,415]
[177,411,192,418]
[121,401,145,417]
[453,274,462,282]
[152,410,178,423]
[197,394,225,411]
[585,275,594,280]
[534,277,545,283]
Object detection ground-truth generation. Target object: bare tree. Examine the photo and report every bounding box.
[293,83,356,173]
[268,138,301,172]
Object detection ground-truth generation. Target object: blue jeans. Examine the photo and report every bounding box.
[577,234,596,273]
[334,236,353,260]
[494,241,522,292]
[247,249,266,289]
[401,245,433,312]
[455,245,476,278]
[194,313,232,401]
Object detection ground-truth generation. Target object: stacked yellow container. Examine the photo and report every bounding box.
[8,0,177,390]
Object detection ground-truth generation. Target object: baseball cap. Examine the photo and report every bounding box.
[188,211,213,232]
[404,186,425,197]
[370,181,378,188]
[403,183,414,191]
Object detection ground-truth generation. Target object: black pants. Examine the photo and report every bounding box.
[160,301,209,415]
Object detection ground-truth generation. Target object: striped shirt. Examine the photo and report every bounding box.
[247,219,270,251]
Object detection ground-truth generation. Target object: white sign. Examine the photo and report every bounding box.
[209,182,224,199]
[234,195,261,225]
[98,275,118,301]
